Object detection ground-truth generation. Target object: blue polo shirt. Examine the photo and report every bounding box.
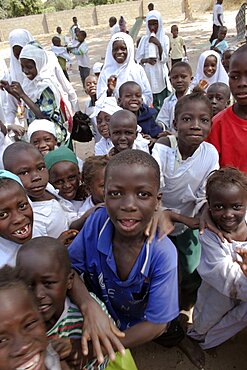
[68,207,179,330]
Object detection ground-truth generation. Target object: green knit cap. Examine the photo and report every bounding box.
[44,146,78,170]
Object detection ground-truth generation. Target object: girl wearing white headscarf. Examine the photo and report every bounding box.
[190,50,229,92]
[136,10,171,111]
[5,29,79,132]
[3,44,70,144]
[96,32,152,106]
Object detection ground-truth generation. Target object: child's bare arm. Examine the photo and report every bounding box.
[183,44,187,56]
[121,321,167,348]
[68,272,125,363]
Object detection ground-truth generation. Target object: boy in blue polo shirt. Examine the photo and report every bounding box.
[69,149,179,347]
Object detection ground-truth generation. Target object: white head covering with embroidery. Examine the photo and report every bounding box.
[190,50,229,91]
[91,96,122,118]
[20,44,61,107]
[96,32,152,104]
[9,29,34,84]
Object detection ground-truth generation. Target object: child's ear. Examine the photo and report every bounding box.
[67,270,75,290]
[155,192,162,211]
[173,119,177,131]
[117,97,121,106]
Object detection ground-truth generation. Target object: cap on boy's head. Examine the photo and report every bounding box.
[106,149,160,189]
[119,81,142,97]
[170,61,192,76]
[27,119,56,142]
[92,62,103,75]
[0,169,23,187]
[17,236,71,276]
[92,96,122,118]
[3,142,41,171]
[44,146,78,171]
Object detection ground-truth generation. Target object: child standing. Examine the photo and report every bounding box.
[118,81,162,138]
[169,25,187,66]
[156,61,192,133]
[210,26,228,56]
[69,30,90,86]
[51,36,72,81]
[97,32,152,106]
[190,50,228,92]
[206,82,230,116]
[207,44,247,172]
[68,149,180,348]
[152,93,219,309]
[109,17,120,36]
[188,167,247,349]
[136,10,171,111]
[83,74,101,142]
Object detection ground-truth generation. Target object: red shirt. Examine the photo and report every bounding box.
[207,106,247,173]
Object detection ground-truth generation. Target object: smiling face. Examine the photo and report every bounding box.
[170,66,192,94]
[0,286,47,370]
[110,115,137,152]
[229,53,247,105]
[30,131,57,157]
[96,111,111,138]
[112,40,128,64]
[7,148,49,201]
[84,75,97,97]
[208,184,247,233]
[0,182,33,244]
[49,161,80,200]
[17,248,73,331]
[20,58,37,80]
[174,100,212,150]
[203,55,217,78]
[119,83,143,113]
[105,164,161,240]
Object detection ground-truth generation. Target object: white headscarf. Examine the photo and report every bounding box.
[20,44,61,107]
[145,10,167,46]
[91,96,122,118]
[97,32,152,104]
[27,119,57,141]
[190,50,229,91]
[9,29,34,83]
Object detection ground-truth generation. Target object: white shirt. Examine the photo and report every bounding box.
[152,140,219,235]
[213,4,224,26]
[188,228,247,349]
[79,195,95,214]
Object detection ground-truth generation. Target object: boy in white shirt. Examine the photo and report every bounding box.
[69,30,90,86]
[210,0,224,43]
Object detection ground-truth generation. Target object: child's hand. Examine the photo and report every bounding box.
[235,248,247,277]
[107,75,117,95]
[7,124,26,138]
[157,130,172,138]
[50,337,72,360]
[147,57,157,65]
[10,81,26,99]
[198,79,208,91]
[149,36,161,48]
[145,207,175,243]
[0,80,20,100]
[58,229,79,247]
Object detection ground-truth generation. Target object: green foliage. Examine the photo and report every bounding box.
[44,0,73,11]
[9,0,43,17]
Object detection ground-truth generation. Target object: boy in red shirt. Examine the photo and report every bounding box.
[207,44,247,173]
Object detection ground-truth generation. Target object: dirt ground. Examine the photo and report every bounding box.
[1,8,247,370]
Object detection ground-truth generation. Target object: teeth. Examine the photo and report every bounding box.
[13,225,29,236]
[16,354,40,370]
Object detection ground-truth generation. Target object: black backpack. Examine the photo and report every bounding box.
[71,111,93,142]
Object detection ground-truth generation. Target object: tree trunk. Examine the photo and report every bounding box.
[184,0,193,20]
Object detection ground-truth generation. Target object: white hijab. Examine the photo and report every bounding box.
[20,44,61,107]
[9,29,34,84]
[145,10,167,45]
[190,50,229,91]
[97,32,151,101]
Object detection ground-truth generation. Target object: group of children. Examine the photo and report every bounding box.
[0,7,247,370]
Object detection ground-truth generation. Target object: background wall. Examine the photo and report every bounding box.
[0,0,231,41]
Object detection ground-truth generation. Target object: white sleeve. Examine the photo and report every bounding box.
[156,97,172,131]
[152,143,168,188]
[199,230,247,302]
[137,64,153,106]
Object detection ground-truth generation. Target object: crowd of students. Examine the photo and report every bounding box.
[0,4,247,370]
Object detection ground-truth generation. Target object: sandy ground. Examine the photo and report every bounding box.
[1,8,247,369]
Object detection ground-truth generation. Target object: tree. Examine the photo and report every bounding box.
[184,0,193,21]
[44,0,73,11]
[9,0,43,17]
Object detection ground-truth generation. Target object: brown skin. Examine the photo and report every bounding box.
[229,51,247,120]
